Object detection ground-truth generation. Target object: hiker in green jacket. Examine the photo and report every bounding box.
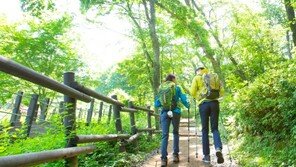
[155,74,190,167]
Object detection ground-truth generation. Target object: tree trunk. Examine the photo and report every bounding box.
[144,0,161,98]
[124,2,154,90]
[156,1,225,85]
[284,0,296,47]
[184,0,191,7]
[286,30,293,59]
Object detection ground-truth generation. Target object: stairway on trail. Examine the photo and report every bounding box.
[142,118,238,167]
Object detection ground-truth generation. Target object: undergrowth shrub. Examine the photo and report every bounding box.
[222,60,296,166]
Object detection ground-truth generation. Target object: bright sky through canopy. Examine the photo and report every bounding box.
[0,0,261,74]
[0,0,135,74]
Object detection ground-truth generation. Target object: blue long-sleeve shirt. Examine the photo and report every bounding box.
[155,85,190,114]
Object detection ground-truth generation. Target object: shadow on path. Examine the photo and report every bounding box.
[142,119,238,167]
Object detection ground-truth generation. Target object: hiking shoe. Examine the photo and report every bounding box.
[160,159,167,167]
[216,149,224,164]
[173,154,179,163]
[202,155,211,163]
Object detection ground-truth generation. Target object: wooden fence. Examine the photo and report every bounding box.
[0,56,160,167]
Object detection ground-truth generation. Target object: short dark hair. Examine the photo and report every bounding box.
[195,67,205,73]
[165,74,176,81]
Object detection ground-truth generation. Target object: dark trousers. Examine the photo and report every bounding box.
[199,100,222,155]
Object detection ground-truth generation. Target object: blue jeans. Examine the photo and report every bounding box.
[160,110,181,160]
[199,101,222,156]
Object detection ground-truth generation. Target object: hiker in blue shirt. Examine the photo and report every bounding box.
[155,74,190,167]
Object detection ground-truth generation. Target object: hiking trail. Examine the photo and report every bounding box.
[142,118,238,167]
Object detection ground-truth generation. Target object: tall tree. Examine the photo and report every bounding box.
[80,0,161,98]
[156,0,225,84]
[143,0,161,98]
[261,0,292,59]
[188,0,248,81]
[284,0,296,47]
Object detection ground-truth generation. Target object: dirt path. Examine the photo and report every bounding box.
[142,119,238,167]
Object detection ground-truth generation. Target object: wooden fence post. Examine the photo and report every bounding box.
[86,99,94,126]
[111,95,125,152]
[107,105,112,124]
[10,91,23,126]
[128,101,137,135]
[63,72,78,167]
[111,95,123,133]
[25,94,39,137]
[98,101,103,122]
[39,98,50,122]
[147,106,152,139]
[32,104,39,123]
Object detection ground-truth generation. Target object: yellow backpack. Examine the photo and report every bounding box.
[201,73,220,99]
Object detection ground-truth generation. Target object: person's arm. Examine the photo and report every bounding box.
[154,96,161,108]
[177,86,190,108]
[190,76,198,98]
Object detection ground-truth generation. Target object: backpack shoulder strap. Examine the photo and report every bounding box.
[169,82,176,95]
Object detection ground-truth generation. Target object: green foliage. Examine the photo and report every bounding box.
[232,135,296,167]
[116,13,197,104]
[75,121,160,166]
[223,60,296,166]
[228,7,285,80]
[0,113,65,156]
[0,110,161,166]
[0,15,80,76]
[1,0,296,166]
[117,54,154,105]
[20,0,56,17]
[96,69,134,96]
[0,14,84,103]
[1,132,65,156]
[0,119,13,153]
[78,134,161,167]
[76,121,116,135]
[159,0,211,53]
[80,0,109,14]
[260,0,286,25]
[232,60,296,137]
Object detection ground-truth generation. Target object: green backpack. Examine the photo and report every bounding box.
[158,81,177,110]
[202,73,221,99]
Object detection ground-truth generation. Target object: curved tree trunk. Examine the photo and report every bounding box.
[156,1,225,85]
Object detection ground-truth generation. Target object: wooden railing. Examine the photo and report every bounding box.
[0,56,160,167]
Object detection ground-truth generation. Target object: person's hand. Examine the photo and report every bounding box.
[167,111,173,118]
[218,97,224,101]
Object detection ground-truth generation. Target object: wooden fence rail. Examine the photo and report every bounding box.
[0,56,160,167]
[0,146,96,167]
[0,56,91,102]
